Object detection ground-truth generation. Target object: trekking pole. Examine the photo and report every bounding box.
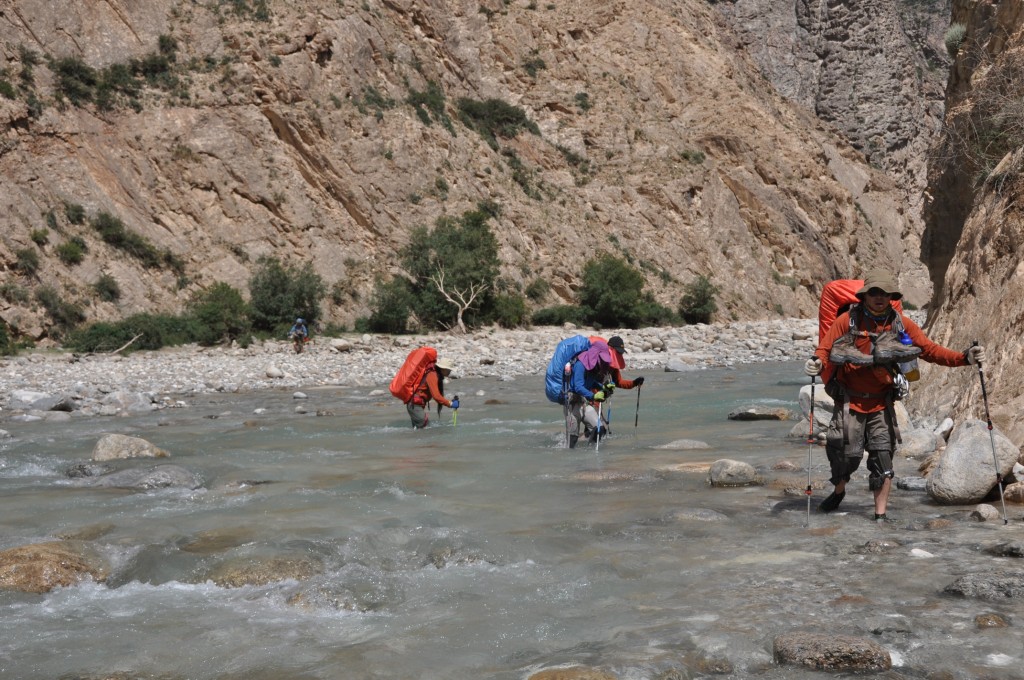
[595,401,603,452]
[973,341,1008,525]
[805,374,815,527]
[634,385,641,431]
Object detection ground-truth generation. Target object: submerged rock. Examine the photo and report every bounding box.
[943,572,1024,599]
[204,556,323,588]
[0,540,109,594]
[773,631,891,672]
[86,464,202,490]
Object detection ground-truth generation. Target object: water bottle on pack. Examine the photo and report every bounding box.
[897,331,920,381]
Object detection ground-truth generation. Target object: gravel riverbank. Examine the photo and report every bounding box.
[1,319,821,420]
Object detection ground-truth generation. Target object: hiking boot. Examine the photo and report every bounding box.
[829,336,874,366]
[874,513,894,523]
[873,331,922,364]
[818,490,845,513]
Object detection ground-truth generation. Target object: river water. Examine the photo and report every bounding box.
[0,361,1021,679]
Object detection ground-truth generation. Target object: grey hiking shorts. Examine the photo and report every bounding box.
[825,409,894,485]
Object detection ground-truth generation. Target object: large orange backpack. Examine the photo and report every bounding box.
[818,279,904,342]
[390,347,437,403]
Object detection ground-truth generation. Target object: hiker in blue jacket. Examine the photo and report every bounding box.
[565,341,614,448]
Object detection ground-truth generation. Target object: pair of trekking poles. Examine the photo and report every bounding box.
[563,386,642,450]
[804,340,1009,527]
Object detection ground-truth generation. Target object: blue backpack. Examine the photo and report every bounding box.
[544,335,591,404]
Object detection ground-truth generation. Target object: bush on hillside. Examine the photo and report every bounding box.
[531,304,586,327]
[94,274,121,302]
[67,313,200,353]
[944,23,967,58]
[34,286,85,336]
[400,207,502,330]
[248,256,325,333]
[188,282,251,346]
[366,277,414,334]
[0,323,14,356]
[456,97,540,150]
[679,275,719,324]
[56,237,87,265]
[491,292,529,328]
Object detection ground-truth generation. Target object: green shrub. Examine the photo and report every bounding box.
[522,56,546,77]
[248,256,325,332]
[51,56,98,105]
[945,23,967,58]
[15,247,40,275]
[1,283,30,304]
[525,277,550,302]
[56,237,87,265]
[578,253,649,328]
[531,304,586,326]
[407,81,449,129]
[491,291,528,328]
[456,97,540,150]
[188,281,251,346]
[30,229,49,246]
[45,211,58,229]
[679,274,720,324]
[67,313,200,353]
[94,274,121,301]
[65,202,86,224]
[34,285,85,334]
[400,208,500,330]
[574,92,591,112]
[366,277,414,334]
[0,79,15,99]
[0,322,14,356]
[90,211,169,269]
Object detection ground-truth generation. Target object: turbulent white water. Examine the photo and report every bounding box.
[0,362,1021,679]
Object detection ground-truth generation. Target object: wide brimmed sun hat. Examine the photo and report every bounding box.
[855,269,903,300]
[435,357,454,371]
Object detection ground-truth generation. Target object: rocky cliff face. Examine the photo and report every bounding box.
[915,0,1024,446]
[1,0,915,337]
[715,0,953,305]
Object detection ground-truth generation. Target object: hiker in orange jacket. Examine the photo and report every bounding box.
[804,269,985,522]
[606,336,645,391]
[407,357,457,429]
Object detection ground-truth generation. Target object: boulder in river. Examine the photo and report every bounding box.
[773,631,891,672]
[0,540,109,594]
[92,433,169,461]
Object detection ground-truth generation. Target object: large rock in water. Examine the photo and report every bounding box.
[92,433,169,461]
[926,419,1018,505]
[708,459,759,487]
[0,541,110,593]
[773,631,891,672]
[943,572,1024,599]
[87,465,202,490]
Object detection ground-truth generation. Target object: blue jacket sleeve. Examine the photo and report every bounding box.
[569,361,593,398]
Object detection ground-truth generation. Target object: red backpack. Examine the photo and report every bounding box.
[818,279,906,385]
[390,347,437,403]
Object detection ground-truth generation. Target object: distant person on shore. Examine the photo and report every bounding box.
[407,357,458,429]
[566,341,614,448]
[288,317,308,341]
[804,269,985,522]
[288,317,309,353]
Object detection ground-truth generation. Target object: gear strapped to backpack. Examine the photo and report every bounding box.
[390,347,437,404]
[818,280,912,447]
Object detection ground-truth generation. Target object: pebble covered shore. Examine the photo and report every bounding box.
[1,319,822,418]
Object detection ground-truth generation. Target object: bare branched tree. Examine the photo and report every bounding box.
[430,267,487,334]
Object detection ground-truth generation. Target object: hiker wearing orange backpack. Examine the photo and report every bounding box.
[406,357,458,429]
[804,269,985,522]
